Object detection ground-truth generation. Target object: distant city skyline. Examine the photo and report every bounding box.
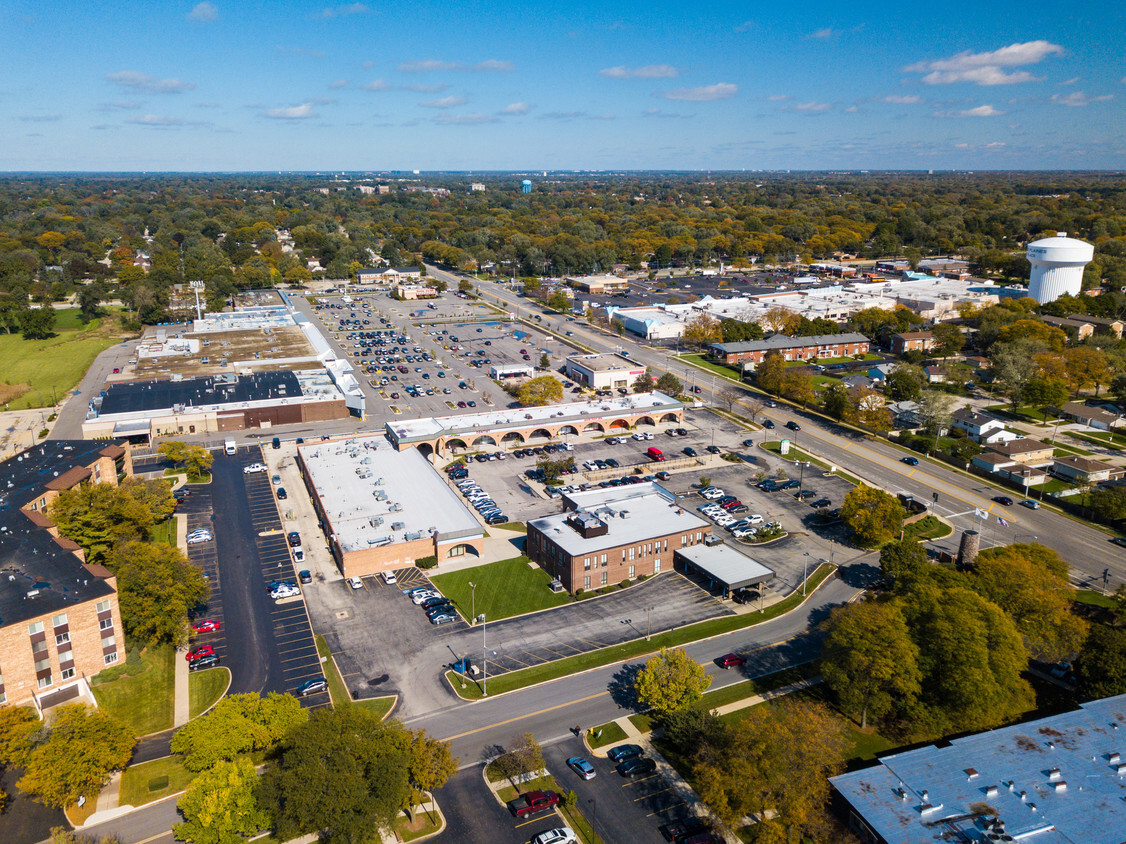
[1,0,1123,171]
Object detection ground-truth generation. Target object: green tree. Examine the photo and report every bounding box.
[171,693,308,772]
[904,585,1033,733]
[457,279,473,295]
[1022,376,1069,419]
[76,283,106,323]
[634,647,712,717]
[257,707,413,843]
[536,455,575,485]
[754,351,786,395]
[632,368,654,393]
[1076,625,1126,700]
[1089,486,1126,522]
[547,291,570,312]
[970,544,1088,661]
[822,601,921,728]
[20,307,57,339]
[408,730,457,821]
[159,442,213,478]
[516,376,563,406]
[111,541,210,646]
[49,478,176,564]
[493,732,544,787]
[174,758,270,844]
[884,364,925,401]
[822,383,851,421]
[840,485,905,547]
[18,704,135,809]
[655,372,682,395]
[539,352,550,369]
[879,539,927,589]
[930,323,965,360]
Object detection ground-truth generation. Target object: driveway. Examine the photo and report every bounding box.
[307,571,731,719]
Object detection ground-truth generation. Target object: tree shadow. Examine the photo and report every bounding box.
[837,560,883,590]
[608,662,644,711]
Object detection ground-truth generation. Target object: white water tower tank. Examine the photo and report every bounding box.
[1027,232,1094,304]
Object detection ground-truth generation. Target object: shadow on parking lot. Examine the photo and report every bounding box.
[838,560,882,591]
[608,662,644,710]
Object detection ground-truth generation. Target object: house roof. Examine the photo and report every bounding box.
[1069,314,1123,327]
[1054,455,1116,473]
[988,438,1053,456]
[892,331,933,340]
[951,407,1001,428]
[1062,401,1119,422]
[709,332,870,354]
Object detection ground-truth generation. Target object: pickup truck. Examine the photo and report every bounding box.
[508,790,561,818]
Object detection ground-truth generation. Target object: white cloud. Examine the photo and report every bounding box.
[321,3,368,17]
[264,102,315,119]
[187,2,218,22]
[361,79,392,91]
[18,114,63,122]
[793,101,831,112]
[882,95,922,104]
[735,20,755,33]
[809,27,837,39]
[501,102,530,115]
[402,83,448,93]
[97,101,142,111]
[659,83,737,102]
[1059,77,1079,86]
[419,96,467,109]
[905,40,1064,85]
[766,94,789,102]
[106,71,195,94]
[127,114,186,126]
[433,113,498,125]
[1051,91,1113,107]
[599,64,678,79]
[328,79,348,89]
[844,105,860,113]
[398,59,513,73]
[958,104,1004,117]
[985,141,1006,147]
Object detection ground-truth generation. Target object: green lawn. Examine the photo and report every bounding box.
[679,353,742,382]
[587,720,628,748]
[355,696,396,718]
[761,440,831,470]
[1066,432,1125,451]
[1075,589,1117,609]
[119,756,195,807]
[431,556,571,622]
[315,634,349,706]
[0,311,121,409]
[91,644,175,736]
[164,467,212,484]
[188,667,229,718]
[393,810,443,842]
[447,564,836,700]
[495,522,527,533]
[901,515,952,542]
[149,518,177,546]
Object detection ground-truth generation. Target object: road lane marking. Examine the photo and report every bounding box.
[439,690,609,742]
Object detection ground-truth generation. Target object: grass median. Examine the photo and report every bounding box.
[431,556,570,622]
[445,564,836,701]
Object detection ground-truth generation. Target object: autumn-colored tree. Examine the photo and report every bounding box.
[683,313,721,347]
[175,757,270,844]
[755,351,786,395]
[1063,346,1111,396]
[840,485,904,547]
[516,376,563,406]
[634,647,712,717]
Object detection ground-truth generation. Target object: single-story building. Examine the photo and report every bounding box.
[1052,455,1122,484]
[867,363,895,382]
[489,363,535,380]
[565,274,630,294]
[708,333,871,366]
[393,284,439,300]
[923,365,946,384]
[1061,401,1124,430]
[673,543,774,599]
[1069,313,1124,339]
[563,353,645,390]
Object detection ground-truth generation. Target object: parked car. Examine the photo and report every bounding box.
[276,487,288,500]
[566,756,596,780]
[243,462,267,474]
[617,757,658,778]
[381,570,397,585]
[287,531,301,547]
[298,570,312,584]
[412,590,440,605]
[716,652,746,669]
[347,577,363,590]
[682,447,697,457]
[296,677,328,697]
[186,645,214,661]
[532,829,578,844]
[810,498,832,508]
[706,445,722,454]
[189,654,220,671]
[271,584,300,599]
[186,532,213,545]
[607,744,644,762]
[429,611,458,625]
[508,790,561,818]
[191,618,221,634]
[292,548,305,563]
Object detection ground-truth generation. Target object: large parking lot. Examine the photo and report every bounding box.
[294,290,588,423]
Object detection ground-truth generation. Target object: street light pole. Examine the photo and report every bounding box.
[468,582,476,625]
[803,553,810,596]
[645,606,654,641]
[482,613,488,696]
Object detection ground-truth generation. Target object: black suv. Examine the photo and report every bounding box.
[287,532,301,547]
[189,654,220,671]
[785,421,801,431]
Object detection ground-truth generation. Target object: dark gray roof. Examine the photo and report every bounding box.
[709,333,870,354]
[0,441,120,628]
[99,371,302,416]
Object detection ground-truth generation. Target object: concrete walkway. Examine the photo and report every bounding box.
[173,512,191,727]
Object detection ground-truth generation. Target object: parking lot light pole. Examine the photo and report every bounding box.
[468,582,475,624]
[795,460,809,498]
[482,613,488,697]
[645,606,654,641]
[802,552,812,596]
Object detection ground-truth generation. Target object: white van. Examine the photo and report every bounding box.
[224,439,236,455]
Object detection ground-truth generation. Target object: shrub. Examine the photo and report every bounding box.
[416,555,438,570]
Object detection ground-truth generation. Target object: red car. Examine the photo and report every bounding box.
[186,645,215,662]
[716,653,746,669]
[191,619,221,634]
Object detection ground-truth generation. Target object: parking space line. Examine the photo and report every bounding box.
[633,784,676,801]
[622,774,662,788]
[645,801,686,818]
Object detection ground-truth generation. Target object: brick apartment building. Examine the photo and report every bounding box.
[708,333,871,367]
[1,441,129,710]
[526,485,710,593]
[889,331,935,355]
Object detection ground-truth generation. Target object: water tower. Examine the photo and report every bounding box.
[521,179,532,194]
[1027,232,1094,304]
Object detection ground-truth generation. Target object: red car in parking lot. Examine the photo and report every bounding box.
[187,645,215,662]
[191,619,221,634]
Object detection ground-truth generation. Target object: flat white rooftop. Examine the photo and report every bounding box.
[675,543,774,589]
[530,491,708,557]
[386,392,682,444]
[299,435,481,553]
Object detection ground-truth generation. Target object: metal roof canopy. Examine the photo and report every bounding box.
[674,544,774,591]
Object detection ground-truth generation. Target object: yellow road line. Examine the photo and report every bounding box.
[440,690,608,742]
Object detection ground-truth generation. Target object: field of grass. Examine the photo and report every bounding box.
[149,518,177,547]
[431,556,570,622]
[901,515,952,542]
[1068,431,1126,451]
[1075,589,1117,609]
[119,756,194,808]
[447,564,836,700]
[90,644,175,736]
[679,353,741,382]
[188,667,229,718]
[587,720,628,748]
[164,467,212,484]
[0,310,122,409]
[393,810,443,842]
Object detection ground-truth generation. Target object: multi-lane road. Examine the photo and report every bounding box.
[433,264,1126,590]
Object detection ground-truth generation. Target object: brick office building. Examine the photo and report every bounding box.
[1,441,129,710]
[708,333,871,367]
[526,485,710,593]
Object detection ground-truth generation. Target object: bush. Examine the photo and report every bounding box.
[416,555,438,570]
[618,579,632,589]
[38,429,48,438]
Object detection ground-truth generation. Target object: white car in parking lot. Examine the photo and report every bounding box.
[242,463,267,474]
[347,577,363,590]
[186,532,213,544]
[702,488,725,500]
[745,514,764,525]
[732,527,758,539]
[411,590,440,605]
[271,584,301,599]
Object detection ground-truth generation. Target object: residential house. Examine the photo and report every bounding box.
[1041,315,1094,341]
[889,331,935,355]
[841,374,875,390]
[887,400,921,428]
[950,408,1018,444]
[1069,314,1124,339]
[867,363,895,383]
[983,437,1055,466]
[1052,455,1122,484]
[923,365,946,384]
[1061,401,1124,431]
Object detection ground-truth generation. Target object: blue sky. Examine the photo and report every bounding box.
[1,0,1123,171]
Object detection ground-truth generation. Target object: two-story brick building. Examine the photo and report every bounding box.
[707,333,871,367]
[889,331,935,355]
[1,441,129,710]
[526,485,710,593]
